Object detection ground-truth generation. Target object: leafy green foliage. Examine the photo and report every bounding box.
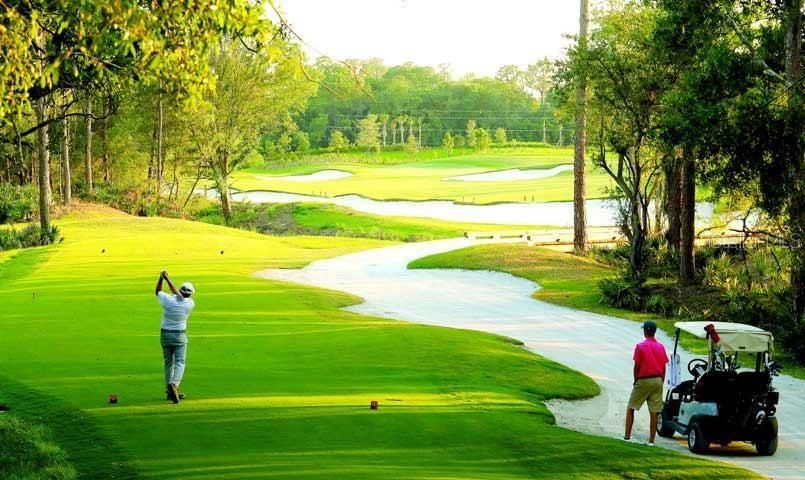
[0,183,37,224]
[356,114,381,152]
[0,0,278,123]
[0,224,61,251]
[328,130,349,152]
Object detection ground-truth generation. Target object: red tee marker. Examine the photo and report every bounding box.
[370,400,378,410]
[109,394,118,404]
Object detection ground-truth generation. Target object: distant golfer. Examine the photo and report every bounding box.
[155,270,195,404]
[624,320,668,446]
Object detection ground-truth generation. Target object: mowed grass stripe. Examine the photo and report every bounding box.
[0,209,759,479]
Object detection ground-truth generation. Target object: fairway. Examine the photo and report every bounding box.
[0,209,757,479]
[233,147,615,204]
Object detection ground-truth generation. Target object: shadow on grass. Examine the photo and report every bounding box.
[0,374,140,479]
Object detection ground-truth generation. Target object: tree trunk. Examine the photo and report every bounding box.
[680,148,696,285]
[557,124,564,146]
[62,110,71,205]
[157,91,164,199]
[382,121,387,146]
[102,95,111,183]
[36,96,52,242]
[785,0,805,319]
[400,123,405,143]
[418,121,423,147]
[573,0,589,255]
[663,155,682,249]
[629,193,645,282]
[85,97,94,195]
[542,119,547,144]
[220,181,232,224]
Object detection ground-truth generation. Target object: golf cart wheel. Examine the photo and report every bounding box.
[657,412,675,439]
[756,418,779,456]
[688,421,710,454]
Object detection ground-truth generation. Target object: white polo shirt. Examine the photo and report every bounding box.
[157,292,195,330]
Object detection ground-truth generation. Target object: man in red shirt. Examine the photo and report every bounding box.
[624,321,669,445]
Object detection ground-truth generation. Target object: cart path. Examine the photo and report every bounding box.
[256,238,805,479]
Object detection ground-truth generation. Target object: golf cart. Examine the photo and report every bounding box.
[658,321,781,455]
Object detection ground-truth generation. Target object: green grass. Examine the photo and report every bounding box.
[0,210,759,479]
[234,146,616,204]
[0,413,77,480]
[410,244,804,378]
[196,201,549,242]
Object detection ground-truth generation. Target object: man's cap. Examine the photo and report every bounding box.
[179,282,195,295]
[642,320,657,333]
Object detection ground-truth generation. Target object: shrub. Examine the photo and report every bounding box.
[644,294,674,317]
[0,227,22,251]
[16,224,61,247]
[0,183,37,224]
[599,275,646,311]
[0,224,61,251]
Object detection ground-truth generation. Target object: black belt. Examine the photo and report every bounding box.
[638,375,662,380]
[161,329,186,333]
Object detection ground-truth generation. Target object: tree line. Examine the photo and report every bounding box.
[562,0,805,330]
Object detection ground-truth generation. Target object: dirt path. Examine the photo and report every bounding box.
[256,239,805,479]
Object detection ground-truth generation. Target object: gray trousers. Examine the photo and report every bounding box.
[160,330,188,386]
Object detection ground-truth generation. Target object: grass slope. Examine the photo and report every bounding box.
[0,211,757,479]
[197,202,548,242]
[234,147,615,204]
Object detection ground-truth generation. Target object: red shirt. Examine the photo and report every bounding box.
[633,337,669,378]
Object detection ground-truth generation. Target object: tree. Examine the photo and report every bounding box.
[329,130,349,152]
[357,114,381,153]
[564,2,670,281]
[186,38,314,223]
[466,120,477,147]
[496,65,522,84]
[655,0,805,306]
[474,128,491,151]
[573,0,589,255]
[1,0,278,227]
[85,97,94,195]
[379,114,389,147]
[442,132,454,154]
[293,132,311,153]
[494,128,507,144]
[525,59,556,104]
[59,93,72,205]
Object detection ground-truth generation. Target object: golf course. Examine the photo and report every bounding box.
[234,147,614,205]
[1,207,765,479]
[6,1,805,478]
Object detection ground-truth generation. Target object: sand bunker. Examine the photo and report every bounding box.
[446,165,574,182]
[259,170,353,182]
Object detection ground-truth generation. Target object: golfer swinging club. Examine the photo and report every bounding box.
[624,320,668,446]
[155,271,195,404]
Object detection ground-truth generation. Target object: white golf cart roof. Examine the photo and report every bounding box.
[674,321,773,354]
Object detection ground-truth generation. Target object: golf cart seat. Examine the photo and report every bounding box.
[693,370,737,402]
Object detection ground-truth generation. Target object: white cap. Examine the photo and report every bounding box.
[179,282,195,295]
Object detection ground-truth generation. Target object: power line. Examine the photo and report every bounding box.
[325,126,571,133]
[333,115,559,121]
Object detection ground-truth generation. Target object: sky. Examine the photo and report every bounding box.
[278,0,581,78]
